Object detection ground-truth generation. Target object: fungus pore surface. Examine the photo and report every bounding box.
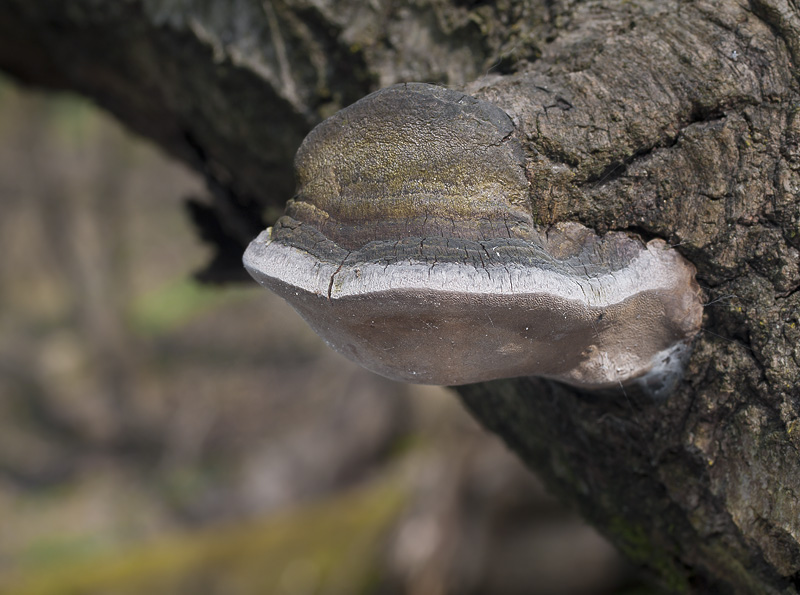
[244,83,703,397]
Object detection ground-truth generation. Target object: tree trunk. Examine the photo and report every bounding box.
[2,0,799,592]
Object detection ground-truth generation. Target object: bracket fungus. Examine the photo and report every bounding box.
[244,83,703,398]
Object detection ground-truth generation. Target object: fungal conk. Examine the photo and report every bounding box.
[244,83,703,398]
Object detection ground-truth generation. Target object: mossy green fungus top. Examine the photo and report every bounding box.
[284,82,532,252]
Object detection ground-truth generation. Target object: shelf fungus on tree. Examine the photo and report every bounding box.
[244,82,703,398]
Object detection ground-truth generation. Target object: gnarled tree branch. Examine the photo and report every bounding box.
[2,0,799,592]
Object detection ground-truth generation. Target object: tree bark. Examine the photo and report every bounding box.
[2,0,799,592]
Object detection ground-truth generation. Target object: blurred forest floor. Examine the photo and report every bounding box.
[0,75,652,595]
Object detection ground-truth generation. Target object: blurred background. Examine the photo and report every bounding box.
[0,75,653,595]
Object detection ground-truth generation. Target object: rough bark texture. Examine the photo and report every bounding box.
[1,0,799,593]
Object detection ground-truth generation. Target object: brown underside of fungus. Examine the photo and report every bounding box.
[244,83,703,398]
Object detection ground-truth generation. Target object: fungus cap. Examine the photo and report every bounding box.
[244,83,703,396]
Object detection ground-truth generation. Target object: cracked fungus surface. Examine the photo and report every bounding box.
[244,83,703,395]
